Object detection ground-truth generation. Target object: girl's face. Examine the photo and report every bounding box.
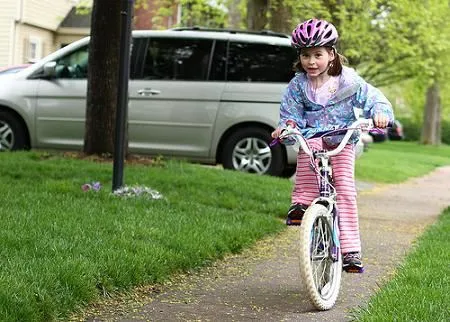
[300,47,335,78]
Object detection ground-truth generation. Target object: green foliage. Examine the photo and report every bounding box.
[135,0,149,9]
[84,0,450,143]
[395,117,450,144]
[391,78,427,122]
[442,120,450,145]
[151,0,228,29]
[280,1,450,140]
[396,117,421,141]
[290,0,449,88]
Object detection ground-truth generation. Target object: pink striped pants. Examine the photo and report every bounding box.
[292,138,361,254]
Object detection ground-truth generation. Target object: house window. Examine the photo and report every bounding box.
[28,37,42,62]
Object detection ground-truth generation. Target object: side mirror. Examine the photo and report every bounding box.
[43,61,57,78]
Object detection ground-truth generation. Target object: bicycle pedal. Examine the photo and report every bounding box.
[343,266,365,273]
[286,218,302,226]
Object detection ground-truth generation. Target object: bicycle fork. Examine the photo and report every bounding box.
[315,153,341,262]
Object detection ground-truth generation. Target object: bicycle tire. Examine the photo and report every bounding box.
[299,203,342,310]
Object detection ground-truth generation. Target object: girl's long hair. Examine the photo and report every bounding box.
[293,47,348,76]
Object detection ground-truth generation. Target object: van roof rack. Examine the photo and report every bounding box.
[171,26,290,39]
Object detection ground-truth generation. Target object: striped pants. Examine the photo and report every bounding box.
[292,138,361,254]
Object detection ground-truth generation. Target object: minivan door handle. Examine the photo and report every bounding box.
[137,88,161,96]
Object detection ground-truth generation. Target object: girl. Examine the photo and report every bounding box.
[272,18,394,273]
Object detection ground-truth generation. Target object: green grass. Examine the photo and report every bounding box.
[0,141,449,321]
[355,141,450,183]
[354,207,450,321]
[0,151,291,321]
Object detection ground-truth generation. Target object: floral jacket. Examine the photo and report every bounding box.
[278,66,394,146]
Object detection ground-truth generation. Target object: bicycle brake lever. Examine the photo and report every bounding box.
[270,127,293,147]
[269,137,281,147]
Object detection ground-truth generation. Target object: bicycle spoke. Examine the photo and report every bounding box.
[310,217,334,292]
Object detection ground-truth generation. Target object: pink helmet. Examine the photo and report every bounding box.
[291,18,338,49]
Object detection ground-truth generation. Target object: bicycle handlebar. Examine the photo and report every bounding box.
[275,119,393,157]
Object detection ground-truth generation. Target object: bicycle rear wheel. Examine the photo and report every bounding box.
[299,204,342,310]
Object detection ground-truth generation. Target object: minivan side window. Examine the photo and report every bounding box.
[209,40,227,81]
[54,45,89,79]
[139,38,214,81]
[227,42,296,82]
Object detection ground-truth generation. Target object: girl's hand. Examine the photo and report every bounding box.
[272,120,297,138]
[271,127,283,138]
[373,113,389,128]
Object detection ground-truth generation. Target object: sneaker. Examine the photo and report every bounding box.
[342,252,364,273]
[286,203,307,226]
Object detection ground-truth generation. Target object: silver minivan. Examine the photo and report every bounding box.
[0,29,302,177]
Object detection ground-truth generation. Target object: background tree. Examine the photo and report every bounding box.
[246,0,268,30]
[84,0,450,149]
[227,0,243,28]
[84,0,146,156]
[359,0,450,145]
[267,0,292,34]
[152,0,227,28]
[84,0,122,155]
[286,0,450,145]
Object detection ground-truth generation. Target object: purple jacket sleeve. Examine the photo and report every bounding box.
[278,77,303,128]
[355,80,394,122]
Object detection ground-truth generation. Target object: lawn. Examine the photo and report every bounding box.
[0,141,449,321]
[354,207,450,321]
[0,151,291,321]
[355,141,450,183]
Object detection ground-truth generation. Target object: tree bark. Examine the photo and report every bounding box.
[246,0,269,31]
[228,0,242,29]
[84,0,122,155]
[420,80,441,145]
[268,0,291,33]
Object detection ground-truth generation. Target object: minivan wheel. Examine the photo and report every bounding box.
[0,111,27,151]
[281,166,296,178]
[222,127,285,176]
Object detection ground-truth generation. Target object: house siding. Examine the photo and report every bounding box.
[0,0,74,65]
[0,0,18,66]
[14,24,56,63]
[0,0,181,66]
[22,0,74,31]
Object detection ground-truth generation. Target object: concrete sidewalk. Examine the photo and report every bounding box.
[79,166,450,321]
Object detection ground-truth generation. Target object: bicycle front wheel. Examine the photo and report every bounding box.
[299,204,342,310]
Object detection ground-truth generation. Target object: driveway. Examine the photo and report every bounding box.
[78,166,450,321]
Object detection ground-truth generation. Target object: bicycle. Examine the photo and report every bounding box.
[271,118,388,310]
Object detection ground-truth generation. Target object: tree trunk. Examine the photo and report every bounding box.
[246,0,269,31]
[84,0,122,155]
[228,0,242,29]
[268,0,291,33]
[420,80,441,145]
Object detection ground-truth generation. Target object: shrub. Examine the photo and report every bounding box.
[442,120,450,144]
[397,117,450,144]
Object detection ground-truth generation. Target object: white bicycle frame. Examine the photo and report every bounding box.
[279,118,375,215]
[276,118,380,310]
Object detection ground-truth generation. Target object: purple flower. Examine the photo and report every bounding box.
[82,181,101,192]
[92,182,101,191]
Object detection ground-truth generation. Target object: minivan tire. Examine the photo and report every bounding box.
[221,127,286,177]
[0,110,27,151]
